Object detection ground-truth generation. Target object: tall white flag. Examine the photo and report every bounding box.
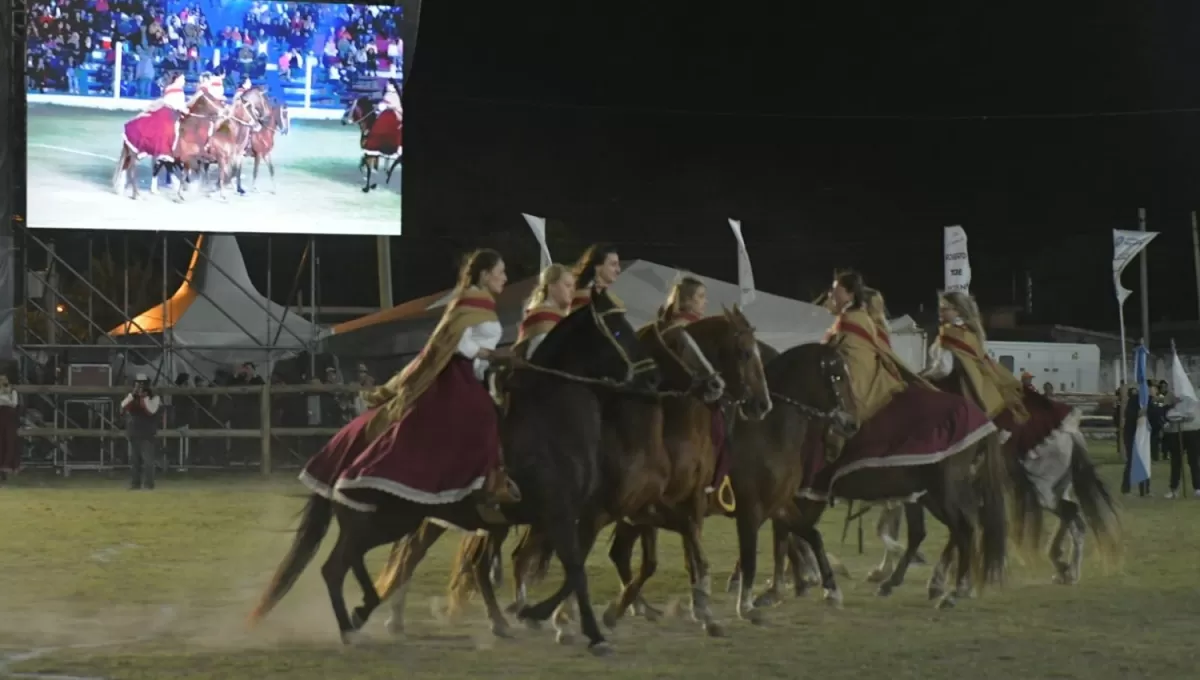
[1112,229,1157,304]
[1171,342,1197,402]
[727,219,756,306]
[943,226,971,293]
[522,213,553,271]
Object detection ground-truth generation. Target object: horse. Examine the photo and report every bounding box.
[722,343,1012,620]
[866,402,1121,594]
[369,315,726,644]
[342,96,402,193]
[243,90,289,193]
[202,96,261,199]
[113,92,225,201]
[248,288,659,654]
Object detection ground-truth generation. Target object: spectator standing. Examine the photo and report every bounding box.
[0,374,19,483]
[1165,393,1200,498]
[121,373,162,490]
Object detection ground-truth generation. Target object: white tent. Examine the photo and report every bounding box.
[108,234,322,380]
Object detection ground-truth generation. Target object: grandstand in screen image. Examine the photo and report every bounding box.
[25,1,406,235]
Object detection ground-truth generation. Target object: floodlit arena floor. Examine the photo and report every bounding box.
[0,443,1197,679]
[25,104,402,235]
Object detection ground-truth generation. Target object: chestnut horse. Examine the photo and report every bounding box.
[241,87,289,193]
[342,96,402,193]
[203,97,260,198]
[248,289,659,653]
[113,93,224,201]
[369,317,727,644]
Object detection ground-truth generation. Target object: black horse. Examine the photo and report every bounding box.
[248,288,658,652]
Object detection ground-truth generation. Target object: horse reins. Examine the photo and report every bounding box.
[650,321,723,399]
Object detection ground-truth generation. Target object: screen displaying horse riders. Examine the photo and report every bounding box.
[24,0,418,235]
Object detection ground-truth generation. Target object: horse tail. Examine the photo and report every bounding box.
[372,521,444,602]
[517,526,554,585]
[112,145,129,193]
[447,533,489,618]
[1067,431,1123,559]
[1003,433,1047,555]
[247,494,333,626]
[972,431,1010,587]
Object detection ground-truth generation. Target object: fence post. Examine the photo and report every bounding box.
[304,58,314,110]
[260,383,272,476]
[113,42,123,99]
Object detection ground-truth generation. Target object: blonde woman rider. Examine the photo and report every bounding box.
[513,264,576,359]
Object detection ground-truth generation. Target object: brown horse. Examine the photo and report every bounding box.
[342,96,401,193]
[723,342,1012,621]
[241,88,288,193]
[203,97,261,199]
[113,93,225,201]
[369,317,727,643]
[248,289,659,653]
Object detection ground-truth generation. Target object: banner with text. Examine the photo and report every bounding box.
[943,226,971,293]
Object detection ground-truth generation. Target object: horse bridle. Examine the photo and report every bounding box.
[650,321,724,399]
[769,353,856,433]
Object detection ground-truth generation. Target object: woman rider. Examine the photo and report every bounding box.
[571,243,622,310]
[925,291,1078,480]
[658,275,734,510]
[323,249,520,518]
[513,263,576,359]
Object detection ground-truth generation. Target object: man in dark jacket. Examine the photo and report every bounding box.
[121,373,162,490]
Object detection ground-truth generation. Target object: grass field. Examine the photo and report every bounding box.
[25,104,401,235]
[0,443,1196,680]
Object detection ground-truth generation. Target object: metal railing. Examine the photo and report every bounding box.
[14,383,369,475]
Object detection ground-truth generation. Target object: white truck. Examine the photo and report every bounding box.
[985,341,1101,394]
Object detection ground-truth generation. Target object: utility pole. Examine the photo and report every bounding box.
[1191,211,1200,321]
[1139,208,1151,349]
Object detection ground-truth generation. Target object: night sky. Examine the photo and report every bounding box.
[32,1,1200,331]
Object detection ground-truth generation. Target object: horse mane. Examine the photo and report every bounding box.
[767,342,837,388]
[530,293,613,368]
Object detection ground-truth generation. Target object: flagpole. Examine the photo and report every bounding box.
[1139,208,1151,349]
[1191,211,1200,321]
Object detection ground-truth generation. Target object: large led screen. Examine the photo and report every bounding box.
[24,1,415,235]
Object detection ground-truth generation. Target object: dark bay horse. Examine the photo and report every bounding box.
[723,343,1012,620]
[370,317,725,644]
[342,96,401,193]
[248,288,658,653]
[113,93,224,201]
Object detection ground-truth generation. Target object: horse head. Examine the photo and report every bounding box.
[237,87,270,126]
[772,343,858,438]
[533,288,660,390]
[689,305,772,420]
[639,322,725,403]
[342,96,373,131]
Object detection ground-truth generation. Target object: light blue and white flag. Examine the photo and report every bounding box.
[1130,343,1152,485]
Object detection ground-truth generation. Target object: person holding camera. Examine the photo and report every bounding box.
[121,373,162,490]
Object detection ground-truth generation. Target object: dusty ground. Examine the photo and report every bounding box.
[0,442,1196,679]
[25,104,401,235]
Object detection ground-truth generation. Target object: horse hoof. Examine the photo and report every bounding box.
[912,552,929,566]
[927,588,945,601]
[601,603,620,630]
[589,641,615,657]
[491,621,512,639]
[865,568,889,584]
[823,589,844,609]
[340,630,366,646]
[504,601,522,615]
[516,608,542,631]
[384,617,404,636]
[641,604,662,623]
[362,187,370,193]
[350,608,368,631]
[753,591,779,608]
[370,184,378,190]
[739,607,764,625]
[876,583,894,597]
[704,621,726,638]
[936,596,956,611]
[555,630,575,645]
[725,575,741,593]
[793,582,811,598]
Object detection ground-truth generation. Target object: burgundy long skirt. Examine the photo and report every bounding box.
[333,357,500,506]
[994,386,1077,455]
[363,109,402,157]
[123,107,180,160]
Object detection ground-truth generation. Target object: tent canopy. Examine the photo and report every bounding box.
[108,234,320,373]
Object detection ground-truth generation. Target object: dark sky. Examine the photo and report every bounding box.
[37,1,1200,330]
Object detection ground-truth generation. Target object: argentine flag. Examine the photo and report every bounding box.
[1130,344,1152,485]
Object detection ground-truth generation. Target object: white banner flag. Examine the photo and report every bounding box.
[943,226,971,293]
[522,213,553,271]
[1171,344,1197,402]
[1112,229,1157,304]
[728,219,756,306]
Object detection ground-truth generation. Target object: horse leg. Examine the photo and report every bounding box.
[732,503,766,623]
[471,529,515,638]
[319,519,362,642]
[867,504,904,583]
[370,158,379,191]
[676,513,724,637]
[376,521,447,635]
[753,520,789,606]
[602,523,659,628]
[216,158,228,200]
[362,156,373,193]
[792,499,842,608]
[926,538,956,602]
[323,509,422,642]
[521,513,610,654]
[921,494,972,609]
[235,158,247,196]
[1047,507,1072,584]
[267,153,277,193]
[876,503,928,597]
[385,156,401,184]
[1068,512,1086,584]
[251,155,261,192]
[112,146,128,194]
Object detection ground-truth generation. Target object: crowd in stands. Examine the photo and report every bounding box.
[26,1,406,104]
